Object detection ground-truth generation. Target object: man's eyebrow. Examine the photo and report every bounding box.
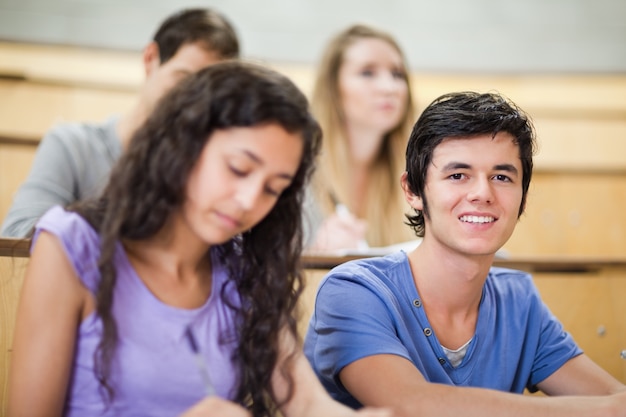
[494,164,519,175]
[440,161,519,175]
[242,150,294,180]
[441,162,471,171]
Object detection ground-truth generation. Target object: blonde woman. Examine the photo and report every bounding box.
[307,24,416,252]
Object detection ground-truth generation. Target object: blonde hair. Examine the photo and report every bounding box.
[311,24,416,246]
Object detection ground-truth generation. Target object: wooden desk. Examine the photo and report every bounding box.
[0,238,29,415]
[303,253,626,272]
[2,239,626,412]
[0,237,30,257]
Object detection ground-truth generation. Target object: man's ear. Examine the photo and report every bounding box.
[142,42,161,77]
[401,172,423,211]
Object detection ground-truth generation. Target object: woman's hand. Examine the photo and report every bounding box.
[310,211,368,253]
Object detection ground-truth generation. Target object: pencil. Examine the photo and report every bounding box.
[184,325,216,396]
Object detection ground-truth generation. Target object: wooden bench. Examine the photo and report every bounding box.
[2,41,626,257]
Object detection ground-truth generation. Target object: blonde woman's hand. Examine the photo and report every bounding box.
[311,211,368,253]
[180,396,251,417]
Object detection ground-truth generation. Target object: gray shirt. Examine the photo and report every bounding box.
[1,116,122,237]
[302,185,324,248]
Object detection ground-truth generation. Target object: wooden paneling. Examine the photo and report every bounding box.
[606,269,626,382]
[506,172,626,257]
[0,41,142,90]
[1,42,626,258]
[410,73,626,117]
[299,269,326,338]
[0,255,28,415]
[533,117,626,172]
[0,79,136,140]
[534,271,626,382]
[0,142,37,222]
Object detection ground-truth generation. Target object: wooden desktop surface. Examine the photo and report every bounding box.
[0,238,30,258]
[302,252,626,272]
[4,237,626,271]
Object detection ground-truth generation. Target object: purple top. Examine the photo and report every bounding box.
[33,206,241,416]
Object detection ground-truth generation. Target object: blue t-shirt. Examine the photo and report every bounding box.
[304,251,582,408]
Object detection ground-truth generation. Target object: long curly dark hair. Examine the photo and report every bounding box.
[69,61,322,417]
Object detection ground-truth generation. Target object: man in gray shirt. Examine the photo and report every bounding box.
[1,8,240,237]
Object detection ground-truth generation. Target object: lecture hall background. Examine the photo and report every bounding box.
[1,1,626,410]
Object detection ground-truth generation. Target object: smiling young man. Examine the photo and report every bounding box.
[304,91,626,416]
[1,8,240,237]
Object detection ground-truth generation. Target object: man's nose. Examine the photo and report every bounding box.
[467,177,494,204]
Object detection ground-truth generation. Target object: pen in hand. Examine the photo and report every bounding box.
[335,203,369,250]
[184,325,216,397]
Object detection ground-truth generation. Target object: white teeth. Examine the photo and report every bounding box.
[460,215,495,224]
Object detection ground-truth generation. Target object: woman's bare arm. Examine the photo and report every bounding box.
[8,231,90,417]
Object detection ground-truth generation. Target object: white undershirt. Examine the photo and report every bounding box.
[441,338,473,368]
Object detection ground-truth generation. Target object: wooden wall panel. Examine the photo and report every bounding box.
[0,143,37,223]
[0,79,135,139]
[506,173,626,257]
[533,272,625,382]
[0,256,28,415]
[1,42,626,259]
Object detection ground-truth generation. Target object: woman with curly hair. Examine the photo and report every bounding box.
[9,61,390,417]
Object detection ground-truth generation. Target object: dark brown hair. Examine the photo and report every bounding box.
[71,61,321,417]
[405,91,536,237]
[153,8,240,63]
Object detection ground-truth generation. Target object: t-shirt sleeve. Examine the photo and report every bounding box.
[32,206,102,294]
[308,269,412,386]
